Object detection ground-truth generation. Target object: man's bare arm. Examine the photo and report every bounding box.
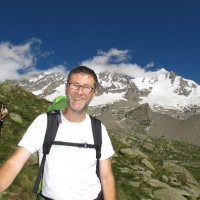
[99,158,116,200]
[0,146,31,193]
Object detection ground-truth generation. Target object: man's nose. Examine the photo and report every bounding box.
[77,86,84,94]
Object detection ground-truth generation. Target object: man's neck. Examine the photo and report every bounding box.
[62,108,86,123]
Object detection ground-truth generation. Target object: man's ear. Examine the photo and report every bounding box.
[65,83,68,95]
[91,90,97,100]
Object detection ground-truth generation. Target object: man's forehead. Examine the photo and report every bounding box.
[70,73,94,80]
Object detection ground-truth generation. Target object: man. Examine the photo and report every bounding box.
[0,66,116,200]
[0,104,8,140]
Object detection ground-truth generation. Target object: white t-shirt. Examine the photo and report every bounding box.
[18,112,114,200]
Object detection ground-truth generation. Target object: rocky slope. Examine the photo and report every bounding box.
[90,102,200,146]
[111,128,200,199]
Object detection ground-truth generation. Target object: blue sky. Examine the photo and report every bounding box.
[0,0,200,83]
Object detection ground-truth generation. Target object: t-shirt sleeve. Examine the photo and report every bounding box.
[18,113,47,154]
[100,123,115,160]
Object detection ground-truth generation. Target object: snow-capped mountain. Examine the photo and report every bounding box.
[133,68,200,111]
[11,68,200,116]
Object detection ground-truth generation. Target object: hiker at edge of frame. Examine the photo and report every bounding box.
[0,104,8,139]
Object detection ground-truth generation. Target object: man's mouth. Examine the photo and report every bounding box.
[74,97,84,101]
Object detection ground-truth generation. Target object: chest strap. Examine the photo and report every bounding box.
[52,141,96,148]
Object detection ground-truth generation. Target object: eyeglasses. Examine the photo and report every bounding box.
[68,83,94,93]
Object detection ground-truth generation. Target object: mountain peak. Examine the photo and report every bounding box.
[10,69,200,116]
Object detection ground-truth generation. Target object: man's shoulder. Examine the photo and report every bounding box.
[37,112,48,120]
[31,113,48,126]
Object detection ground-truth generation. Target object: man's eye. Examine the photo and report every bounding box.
[83,85,90,89]
[73,84,80,87]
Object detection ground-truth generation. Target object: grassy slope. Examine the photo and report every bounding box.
[0,81,48,200]
[0,81,200,200]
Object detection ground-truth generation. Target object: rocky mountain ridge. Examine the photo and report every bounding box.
[11,69,200,114]
[10,69,200,147]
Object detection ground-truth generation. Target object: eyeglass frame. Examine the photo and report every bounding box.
[68,82,95,93]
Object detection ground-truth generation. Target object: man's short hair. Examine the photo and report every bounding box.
[67,66,99,89]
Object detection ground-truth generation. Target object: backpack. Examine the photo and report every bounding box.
[32,110,102,199]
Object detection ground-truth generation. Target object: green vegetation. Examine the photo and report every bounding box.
[0,81,200,199]
[0,81,48,199]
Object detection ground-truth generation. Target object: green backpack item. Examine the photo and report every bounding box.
[47,95,67,111]
[33,101,102,199]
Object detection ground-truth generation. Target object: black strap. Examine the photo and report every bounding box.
[33,110,61,193]
[52,141,96,148]
[43,110,62,154]
[90,116,102,178]
[33,155,46,193]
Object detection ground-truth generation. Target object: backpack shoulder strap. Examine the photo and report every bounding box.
[43,110,62,154]
[90,115,102,178]
[33,110,62,193]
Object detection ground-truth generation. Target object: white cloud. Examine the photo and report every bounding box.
[0,39,38,81]
[81,48,153,78]
[44,65,67,75]
[145,62,154,69]
[0,39,163,83]
[0,38,66,82]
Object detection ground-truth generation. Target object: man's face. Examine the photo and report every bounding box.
[66,73,96,113]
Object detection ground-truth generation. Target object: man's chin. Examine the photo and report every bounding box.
[70,105,87,114]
